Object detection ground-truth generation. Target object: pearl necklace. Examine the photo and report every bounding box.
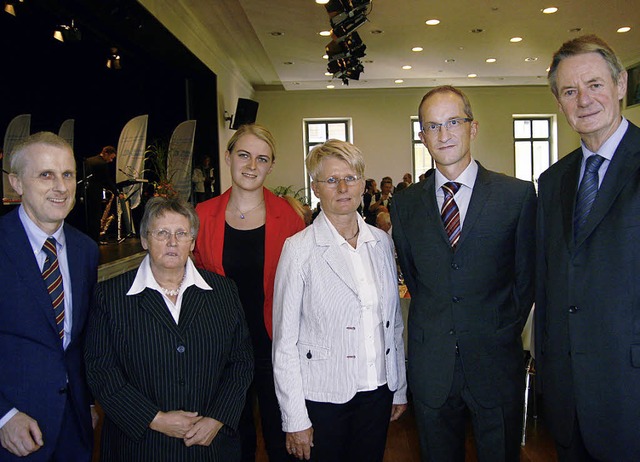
[231,199,264,219]
[158,273,185,297]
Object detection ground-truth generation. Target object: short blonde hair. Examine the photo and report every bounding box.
[227,124,276,161]
[306,139,365,181]
[10,132,73,176]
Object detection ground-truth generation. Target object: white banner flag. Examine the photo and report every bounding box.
[58,119,75,149]
[3,114,31,205]
[168,120,197,202]
[116,115,148,210]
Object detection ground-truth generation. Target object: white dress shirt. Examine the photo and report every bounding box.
[435,158,479,228]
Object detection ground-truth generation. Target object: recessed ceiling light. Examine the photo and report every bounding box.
[471,28,484,34]
[316,0,330,4]
[283,61,294,65]
[444,58,456,63]
[486,58,497,63]
[617,26,631,33]
[569,27,582,33]
[542,7,558,14]
[524,57,538,62]
[395,79,404,84]
[425,19,440,26]
[270,31,284,37]
[370,29,384,35]
[402,65,412,70]
[363,59,374,63]
[327,84,335,89]
[510,37,523,43]
[468,73,478,78]
[325,72,332,76]
[412,47,423,52]
[323,54,329,59]
[319,30,331,36]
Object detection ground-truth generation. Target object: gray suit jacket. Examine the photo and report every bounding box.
[535,121,640,461]
[392,162,536,408]
[85,268,254,462]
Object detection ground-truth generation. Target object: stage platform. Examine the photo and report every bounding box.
[97,237,145,282]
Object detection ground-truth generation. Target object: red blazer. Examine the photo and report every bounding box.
[193,187,305,337]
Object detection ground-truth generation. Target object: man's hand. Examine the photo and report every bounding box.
[286,427,313,460]
[183,417,223,447]
[149,411,202,439]
[390,403,407,422]
[0,412,43,457]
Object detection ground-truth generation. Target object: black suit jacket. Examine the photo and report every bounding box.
[392,162,536,408]
[0,208,98,461]
[85,267,254,462]
[535,121,640,460]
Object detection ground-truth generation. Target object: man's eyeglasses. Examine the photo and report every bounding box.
[147,229,194,242]
[315,175,361,188]
[421,117,472,134]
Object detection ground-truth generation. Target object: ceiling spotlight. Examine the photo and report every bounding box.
[542,7,558,14]
[425,19,440,26]
[326,0,371,41]
[510,36,523,43]
[53,20,81,42]
[326,31,366,63]
[395,79,404,84]
[467,73,478,78]
[325,72,332,76]
[316,0,330,4]
[402,65,412,70]
[617,26,631,33]
[106,47,121,70]
[486,58,497,63]
[524,57,538,62]
[319,30,332,36]
[412,47,423,52]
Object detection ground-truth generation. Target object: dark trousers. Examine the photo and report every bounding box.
[414,356,522,462]
[239,359,294,462]
[305,384,393,462]
[555,413,599,462]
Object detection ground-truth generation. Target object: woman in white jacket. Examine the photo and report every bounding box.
[272,139,407,462]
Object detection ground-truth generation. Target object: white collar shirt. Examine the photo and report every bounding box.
[435,158,479,228]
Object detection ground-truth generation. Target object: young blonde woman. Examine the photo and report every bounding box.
[193,124,304,462]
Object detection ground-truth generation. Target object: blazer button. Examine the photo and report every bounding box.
[386,348,390,355]
[386,321,390,328]
[449,329,455,335]
[568,305,578,313]
[451,263,460,270]
[306,350,312,359]
[452,296,461,303]
[177,345,186,353]
[58,386,67,395]
[178,379,185,386]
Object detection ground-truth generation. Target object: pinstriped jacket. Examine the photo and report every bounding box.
[272,212,407,433]
[85,267,253,462]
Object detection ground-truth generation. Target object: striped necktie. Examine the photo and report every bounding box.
[574,154,605,240]
[441,182,461,247]
[42,237,65,341]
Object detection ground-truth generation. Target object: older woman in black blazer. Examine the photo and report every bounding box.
[85,197,253,461]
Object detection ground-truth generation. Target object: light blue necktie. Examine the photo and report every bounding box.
[574,154,605,239]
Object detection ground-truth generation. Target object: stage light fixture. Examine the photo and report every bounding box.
[53,20,81,42]
[325,0,371,40]
[106,47,122,70]
[3,0,20,16]
[325,32,366,62]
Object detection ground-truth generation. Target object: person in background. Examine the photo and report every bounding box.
[392,85,536,462]
[85,196,253,461]
[362,178,379,225]
[1,132,99,461]
[536,34,640,462]
[403,172,413,186]
[375,211,392,236]
[192,155,215,204]
[273,139,407,462]
[368,177,393,219]
[84,145,118,243]
[193,124,304,462]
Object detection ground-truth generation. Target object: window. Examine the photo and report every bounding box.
[303,119,351,208]
[513,116,557,188]
[412,117,434,181]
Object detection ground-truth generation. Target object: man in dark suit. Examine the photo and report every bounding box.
[536,35,640,462]
[0,132,99,461]
[84,145,118,243]
[392,85,536,462]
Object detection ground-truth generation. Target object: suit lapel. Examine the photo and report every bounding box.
[315,214,358,296]
[420,175,451,246]
[65,229,88,344]
[576,128,640,246]
[177,286,205,332]
[560,152,582,250]
[138,289,183,338]
[457,163,490,249]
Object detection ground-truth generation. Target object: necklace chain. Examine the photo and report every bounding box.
[158,272,186,297]
[343,227,359,241]
[231,199,264,219]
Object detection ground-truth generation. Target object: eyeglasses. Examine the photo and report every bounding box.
[147,229,194,242]
[315,175,361,188]
[421,117,472,134]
